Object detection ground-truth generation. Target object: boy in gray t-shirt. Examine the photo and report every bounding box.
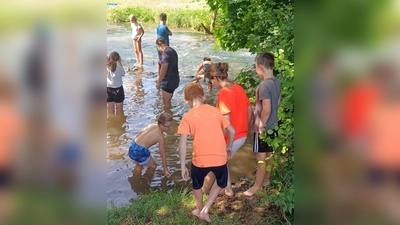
[244,52,281,196]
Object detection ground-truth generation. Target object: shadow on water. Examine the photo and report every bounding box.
[107,24,257,206]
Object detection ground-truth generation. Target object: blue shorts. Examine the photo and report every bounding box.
[191,163,228,190]
[128,141,151,165]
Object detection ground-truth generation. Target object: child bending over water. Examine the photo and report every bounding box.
[128,113,173,177]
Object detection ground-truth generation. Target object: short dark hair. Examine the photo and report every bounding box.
[255,52,274,70]
[159,13,167,21]
[203,57,211,61]
[157,112,173,125]
[156,37,166,46]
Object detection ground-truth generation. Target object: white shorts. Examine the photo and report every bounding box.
[231,137,247,154]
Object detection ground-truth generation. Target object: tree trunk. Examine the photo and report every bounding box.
[210,10,217,33]
[200,23,213,34]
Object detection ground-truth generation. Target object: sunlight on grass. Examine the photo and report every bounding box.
[156,206,170,216]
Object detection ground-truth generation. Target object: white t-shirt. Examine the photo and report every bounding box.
[131,22,142,40]
[107,65,125,88]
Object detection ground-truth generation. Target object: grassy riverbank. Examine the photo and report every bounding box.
[107,0,212,30]
[107,181,284,225]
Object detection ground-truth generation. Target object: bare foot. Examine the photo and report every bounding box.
[199,211,211,223]
[225,189,234,197]
[263,179,270,187]
[191,209,201,220]
[243,186,260,197]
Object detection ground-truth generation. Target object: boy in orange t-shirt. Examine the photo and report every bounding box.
[178,82,236,223]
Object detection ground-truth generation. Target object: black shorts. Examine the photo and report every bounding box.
[161,79,179,94]
[253,130,278,153]
[0,169,12,189]
[366,167,400,188]
[107,86,125,103]
[191,163,228,190]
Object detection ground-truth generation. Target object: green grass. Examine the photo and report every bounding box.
[107,7,211,31]
[107,188,285,225]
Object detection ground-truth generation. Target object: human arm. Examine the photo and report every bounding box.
[247,105,253,126]
[278,95,281,107]
[158,136,170,177]
[225,124,236,160]
[258,99,271,134]
[195,62,203,74]
[222,114,230,136]
[178,134,190,180]
[156,63,169,89]
[138,27,145,40]
[168,27,172,36]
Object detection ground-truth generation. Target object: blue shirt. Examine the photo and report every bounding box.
[156,24,170,46]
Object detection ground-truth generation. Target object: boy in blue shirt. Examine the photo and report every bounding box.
[156,13,172,60]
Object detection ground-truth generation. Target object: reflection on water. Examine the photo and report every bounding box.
[107,24,257,206]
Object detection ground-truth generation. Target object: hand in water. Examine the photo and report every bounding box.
[164,170,171,177]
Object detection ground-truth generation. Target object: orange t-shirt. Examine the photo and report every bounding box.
[366,102,400,169]
[217,84,250,142]
[341,82,379,139]
[0,104,24,169]
[177,104,230,168]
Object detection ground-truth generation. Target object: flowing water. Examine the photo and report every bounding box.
[107,24,258,206]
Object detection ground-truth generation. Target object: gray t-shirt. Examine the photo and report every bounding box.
[107,65,125,88]
[254,77,281,131]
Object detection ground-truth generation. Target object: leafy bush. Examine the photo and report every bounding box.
[206,0,294,222]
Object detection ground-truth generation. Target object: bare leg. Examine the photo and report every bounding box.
[263,152,273,185]
[134,39,143,65]
[161,90,173,110]
[263,159,273,187]
[144,156,157,168]
[115,102,124,115]
[133,40,139,65]
[143,166,156,180]
[192,189,204,220]
[223,163,234,196]
[107,102,115,114]
[244,152,272,196]
[133,164,143,174]
[201,172,215,195]
[199,180,222,223]
[0,191,14,224]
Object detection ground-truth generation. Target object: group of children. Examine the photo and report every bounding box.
[126,52,281,222]
[107,9,282,223]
